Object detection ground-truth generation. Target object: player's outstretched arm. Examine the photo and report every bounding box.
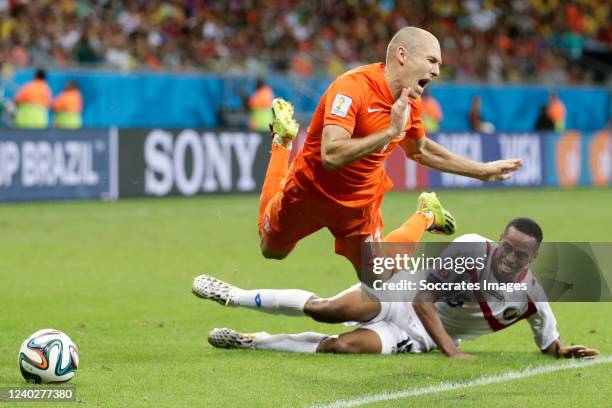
[413,290,475,359]
[321,88,411,170]
[402,137,523,181]
[543,338,600,359]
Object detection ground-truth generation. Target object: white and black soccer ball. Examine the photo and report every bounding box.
[18,329,79,384]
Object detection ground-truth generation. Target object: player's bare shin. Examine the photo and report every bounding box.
[304,286,381,323]
[316,329,383,354]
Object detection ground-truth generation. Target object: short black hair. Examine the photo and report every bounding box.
[35,69,46,80]
[504,217,543,244]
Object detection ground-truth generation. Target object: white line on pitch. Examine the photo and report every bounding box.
[313,356,612,408]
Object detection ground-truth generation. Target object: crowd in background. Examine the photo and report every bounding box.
[0,0,610,83]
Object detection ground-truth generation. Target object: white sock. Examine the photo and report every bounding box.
[231,288,314,316]
[253,332,329,353]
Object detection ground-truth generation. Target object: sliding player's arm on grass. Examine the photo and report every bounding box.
[401,134,522,182]
[543,339,599,359]
[413,289,474,360]
[527,301,599,359]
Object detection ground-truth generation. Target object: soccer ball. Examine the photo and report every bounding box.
[18,329,79,384]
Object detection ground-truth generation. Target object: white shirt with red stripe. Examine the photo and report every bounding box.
[424,234,559,352]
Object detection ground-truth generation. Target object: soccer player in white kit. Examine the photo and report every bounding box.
[193,218,598,359]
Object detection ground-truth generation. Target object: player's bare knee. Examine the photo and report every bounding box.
[304,298,347,323]
[317,337,361,354]
[261,249,288,260]
[259,242,289,260]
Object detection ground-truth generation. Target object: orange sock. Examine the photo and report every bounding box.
[258,144,290,227]
[384,212,432,243]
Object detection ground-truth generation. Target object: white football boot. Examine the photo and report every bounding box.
[192,274,236,306]
[208,328,258,349]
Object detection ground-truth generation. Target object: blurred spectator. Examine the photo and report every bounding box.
[421,89,443,133]
[535,105,554,131]
[246,78,274,132]
[0,1,608,83]
[469,95,495,134]
[546,91,567,132]
[76,35,100,64]
[52,81,83,129]
[14,68,51,129]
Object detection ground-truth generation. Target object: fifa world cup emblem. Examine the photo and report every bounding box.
[335,96,346,111]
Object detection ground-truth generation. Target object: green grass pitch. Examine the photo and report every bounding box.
[1,188,611,407]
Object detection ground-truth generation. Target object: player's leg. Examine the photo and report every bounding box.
[303,284,381,323]
[258,189,295,260]
[257,98,299,250]
[384,192,456,242]
[193,274,314,316]
[208,328,328,353]
[319,316,414,354]
[193,275,381,323]
[206,295,410,355]
[383,212,430,243]
[208,321,410,354]
[257,98,299,224]
[259,180,324,260]
[207,327,383,354]
[316,328,383,353]
[335,192,457,273]
[257,142,290,233]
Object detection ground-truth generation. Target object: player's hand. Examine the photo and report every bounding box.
[448,351,476,360]
[558,345,600,359]
[388,87,411,138]
[480,159,523,181]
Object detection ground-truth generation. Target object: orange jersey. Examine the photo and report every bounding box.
[288,63,425,208]
[52,89,83,113]
[423,96,442,122]
[15,79,52,108]
[248,85,274,109]
[547,99,566,123]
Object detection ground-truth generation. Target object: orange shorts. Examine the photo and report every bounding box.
[260,177,384,270]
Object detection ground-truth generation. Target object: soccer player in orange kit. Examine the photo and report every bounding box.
[258,26,522,274]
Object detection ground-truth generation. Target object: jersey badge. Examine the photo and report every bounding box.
[331,94,352,117]
[503,307,519,321]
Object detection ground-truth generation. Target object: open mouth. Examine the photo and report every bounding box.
[417,78,431,91]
